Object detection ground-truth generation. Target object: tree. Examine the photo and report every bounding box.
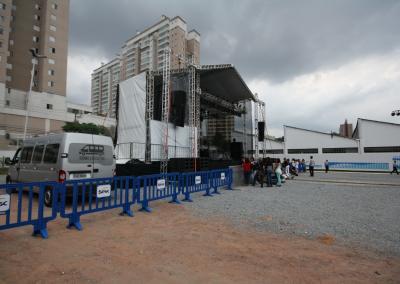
[62,122,110,136]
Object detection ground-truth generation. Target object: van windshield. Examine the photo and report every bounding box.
[68,143,113,165]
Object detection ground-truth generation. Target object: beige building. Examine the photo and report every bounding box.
[92,15,201,117]
[0,0,70,146]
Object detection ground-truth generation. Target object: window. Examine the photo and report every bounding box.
[20,147,34,164]
[322,147,358,154]
[33,36,39,43]
[52,3,58,9]
[1,3,6,10]
[6,63,12,69]
[5,100,9,106]
[0,15,4,23]
[48,69,55,76]
[35,4,40,10]
[49,47,55,54]
[262,149,284,154]
[35,48,39,54]
[34,14,40,21]
[46,103,53,109]
[50,25,56,32]
[47,81,54,87]
[11,4,16,10]
[288,148,319,154]
[48,58,55,64]
[0,41,2,47]
[32,145,45,163]
[51,14,56,21]
[33,25,40,31]
[0,27,3,35]
[364,146,400,153]
[43,144,59,163]
[6,75,11,81]
[9,39,13,45]
[34,69,38,76]
[49,36,55,42]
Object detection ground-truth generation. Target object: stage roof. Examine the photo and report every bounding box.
[198,65,256,103]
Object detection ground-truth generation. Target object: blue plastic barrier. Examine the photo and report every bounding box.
[328,162,389,170]
[59,176,135,230]
[136,172,181,212]
[209,168,233,194]
[181,171,212,202]
[0,181,59,238]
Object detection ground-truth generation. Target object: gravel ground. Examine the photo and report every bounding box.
[298,171,400,184]
[185,179,400,256]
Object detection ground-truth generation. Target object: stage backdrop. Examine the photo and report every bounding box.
[117,72,194,162]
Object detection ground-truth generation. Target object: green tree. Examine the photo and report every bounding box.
[62,122,110,136]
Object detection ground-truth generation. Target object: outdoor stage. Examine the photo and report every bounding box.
[115,64,256,173]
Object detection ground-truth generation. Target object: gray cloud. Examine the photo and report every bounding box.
[68,0,400,134]
[70,0,400,82]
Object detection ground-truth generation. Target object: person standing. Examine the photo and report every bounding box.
[391,160,399,175]
[275,158,282,187]
[265,157,273,187]
[309,156,315,177]
[324,160,329,173]
[242,158,252,185]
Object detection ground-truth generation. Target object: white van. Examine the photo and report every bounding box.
[5,133,116,206]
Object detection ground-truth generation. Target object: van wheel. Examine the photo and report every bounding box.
[44,188,53,207]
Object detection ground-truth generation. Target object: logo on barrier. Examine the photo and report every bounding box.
[0,194,10,214]
[157,179,166,190]
[220,173,225,180]
[96,184,111,198]
[195,176,201,185]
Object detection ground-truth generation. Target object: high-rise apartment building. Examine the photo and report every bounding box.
[2,0,69,96]
[0,0,71,143]
[91,58,120,117]
[339,119,353,138]
[91,15,200,117]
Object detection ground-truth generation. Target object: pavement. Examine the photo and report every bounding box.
[295,171,400,186]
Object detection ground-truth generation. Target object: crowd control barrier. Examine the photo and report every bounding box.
[181,170,212,202]
[0,181,58,238]
[136,172,181,212]
[59,176,136,230]
[209,168,233,194]
[0,168,232,238]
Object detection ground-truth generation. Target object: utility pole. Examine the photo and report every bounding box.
[23,48,46,141]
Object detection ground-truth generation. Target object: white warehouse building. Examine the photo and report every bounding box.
[258,118,400,171]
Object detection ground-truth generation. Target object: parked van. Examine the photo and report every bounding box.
[5,133,116,206]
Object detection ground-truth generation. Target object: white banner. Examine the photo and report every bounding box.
[0,194,10,212]
[96,185,111,198]
[220,172,225,180]
[157,179,166,190]
[195,176,201,185]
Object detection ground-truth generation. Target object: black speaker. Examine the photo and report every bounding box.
[258,122,265,141]
[170,91,186,127]
[230,142,243,161]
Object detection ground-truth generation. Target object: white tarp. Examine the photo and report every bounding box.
[116,72,194,161]
[116,72,146,159]
[149,120,194,160]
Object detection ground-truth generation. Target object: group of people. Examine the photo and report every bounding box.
[242,156,318,187]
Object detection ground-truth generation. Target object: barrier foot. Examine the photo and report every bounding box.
[139,206,152,213]
[120,209,134,217]
[213,188,221,194]
[182,196,193,202]
[67,221,82,231]
[33,228,48,239]
[169,197,181,204]
[203,192,213,197]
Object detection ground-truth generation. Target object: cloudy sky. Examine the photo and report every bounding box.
[67,0,400,136]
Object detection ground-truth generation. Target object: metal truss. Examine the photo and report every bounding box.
[145,71,154,163]
[160,49,171,174]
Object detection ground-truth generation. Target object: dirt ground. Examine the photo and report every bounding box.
[0,201,399,284]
